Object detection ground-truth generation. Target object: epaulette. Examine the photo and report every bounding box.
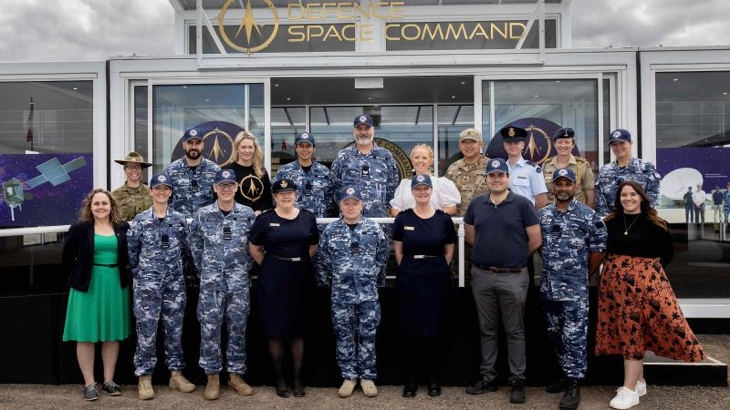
[526,160,542,173]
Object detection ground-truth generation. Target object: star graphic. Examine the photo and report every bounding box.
[236,0,264,44]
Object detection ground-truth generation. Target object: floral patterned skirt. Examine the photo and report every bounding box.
[595,254,705,362]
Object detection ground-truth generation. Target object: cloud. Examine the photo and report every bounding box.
[572,0,730,48]
[0,0,174,62]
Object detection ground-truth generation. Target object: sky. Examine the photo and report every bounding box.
[0,0,728,62]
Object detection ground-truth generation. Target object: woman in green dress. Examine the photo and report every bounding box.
[62,189,132,401]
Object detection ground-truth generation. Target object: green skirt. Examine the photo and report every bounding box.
[62,266,131,343]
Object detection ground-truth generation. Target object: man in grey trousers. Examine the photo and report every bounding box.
[464,158,542,405]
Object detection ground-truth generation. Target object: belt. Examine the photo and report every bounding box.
[268,254,304,262]
[473,262,524,273]
[93,263,119,268]
[405,254,440,259]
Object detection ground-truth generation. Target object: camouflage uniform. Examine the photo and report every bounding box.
[190,201,256,375]
[542,156,595,205]
[127,206,189,376]
[113,183,152,221]
[273,159,334,218]
[538,200,607,379]
[330,145,399,217]
[595,158,661,217]
[723,191,730,223]
[445,155,490,217]
[316,218,389,380]
[164,157,221,218]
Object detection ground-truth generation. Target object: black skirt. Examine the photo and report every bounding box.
[395,256,451,336]
[256,255,314,337]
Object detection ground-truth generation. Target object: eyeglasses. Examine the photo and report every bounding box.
[217,184,237,191]
[125,165,142,171]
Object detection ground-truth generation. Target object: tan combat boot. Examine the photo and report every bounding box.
[204,373,220,400]
[361,379,378,397]
[228,373,253,396]
[338,379,357,398]
[138,375,154,400]
[169,370,195,393]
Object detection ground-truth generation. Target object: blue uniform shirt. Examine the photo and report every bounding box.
[538,200,607,301]
[723,191,730,214]
[316,217,389,304]
[189,201,256,292]
[127,206,189,281]
[595,157,660,217]
[164,157,221,218]
[508,157,548,205]
[273,160,334,218]
[330,145,399,217]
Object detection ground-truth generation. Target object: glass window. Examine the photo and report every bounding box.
[438,104,474,176]
[133,86,149,180]
[271,106,306,176]
[0,81,94,228]
[654,71,730,298]
[152,83,264,176]
[483,79,599,170]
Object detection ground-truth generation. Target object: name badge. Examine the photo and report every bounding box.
[161,234,170,249]
[223,227,232,241]
[518,175,528,180]
[404,226,415,231]
[270,223,280,227]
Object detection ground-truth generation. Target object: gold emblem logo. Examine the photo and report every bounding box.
[508,128,515,137]
[281,180,288,188]
[218,0,279,54]
[202,127,235,164]
[564,131,570,137]
[240,174,264,202]
[524,124,552,165]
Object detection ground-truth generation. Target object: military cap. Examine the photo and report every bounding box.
[150,173,172,189]
[114,151,152,168]
[272,178,297,193]
[500,125,527,141]
[214,168,237,185]
[183,127,203,142]
[486,158,510,175]
[608,129,632,145]
[353,114,374,128]
[340,186,363,202]
[551,167,576,183]
[459,128,482,142]
[553,127,575,140]
[295,132,315,146]
[411,174,433,189]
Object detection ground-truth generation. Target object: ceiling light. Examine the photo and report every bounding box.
[205,99,210,102]
[182,85,188,88]
[274,83,279,87]
[555,80,560,83]
[460,81,466,85]
[673,78,678,82]
[72,87,78,90]
[286,97,291,101]
[724,92,728,95]
[367,97,374,100]
[534,95,539,98]
[451,95,456,99]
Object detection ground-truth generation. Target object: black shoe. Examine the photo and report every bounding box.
[275,379,290,398]
[546,377,567,394]
[466,379,498,395]
[102,381,121,396]
[510,381,526,404]
[293,379,306,398]
[402,383,417,398]
[427,382,441,397]
[83,383,99,401]
[559,379,581,409]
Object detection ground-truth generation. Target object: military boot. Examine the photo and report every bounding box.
[559,379,581,410]
[360,379,378,397]
[338,379,357,398]
[138,375,154,400]
[169,371,195,393]
[204,374,220,400]
[228,373,253,396]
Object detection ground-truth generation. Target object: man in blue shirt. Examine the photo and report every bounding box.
[464,158,541,404]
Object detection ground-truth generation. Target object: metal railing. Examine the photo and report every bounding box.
[0,217,468,287]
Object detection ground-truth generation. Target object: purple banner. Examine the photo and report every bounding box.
[656,148,730,201]
[0,153,93,228]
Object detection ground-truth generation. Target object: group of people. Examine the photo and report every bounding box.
[685,183,730,224]
[60,114,704,410]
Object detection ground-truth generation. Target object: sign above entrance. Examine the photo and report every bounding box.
[204,0,553,54]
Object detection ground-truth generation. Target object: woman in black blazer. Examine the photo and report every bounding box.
[62,189,132,401]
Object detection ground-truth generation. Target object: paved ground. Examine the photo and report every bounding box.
[1,335,728,410]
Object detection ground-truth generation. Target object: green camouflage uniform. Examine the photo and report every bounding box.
[113,183,152,221]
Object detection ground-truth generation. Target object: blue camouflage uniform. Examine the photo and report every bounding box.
[273,160,334,218]
[128,205,190,376]
[330,145,399,217]
[164,157,221,218]
[595,161,661,217]
[316,214,389,380]
[538,196,607,379]
[723,190,730,222]
[190,200,256,375]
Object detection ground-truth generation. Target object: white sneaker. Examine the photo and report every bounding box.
[636,379,647,397]
[610,386,640,409]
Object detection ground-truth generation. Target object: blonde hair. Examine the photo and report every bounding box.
[226,131,265,178]
[80,189,124,227]
[410,144,434,175]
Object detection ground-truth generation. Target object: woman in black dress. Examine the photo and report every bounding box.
[224,131,273,215]
[393,174,456,398]
[248,179,319,398]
